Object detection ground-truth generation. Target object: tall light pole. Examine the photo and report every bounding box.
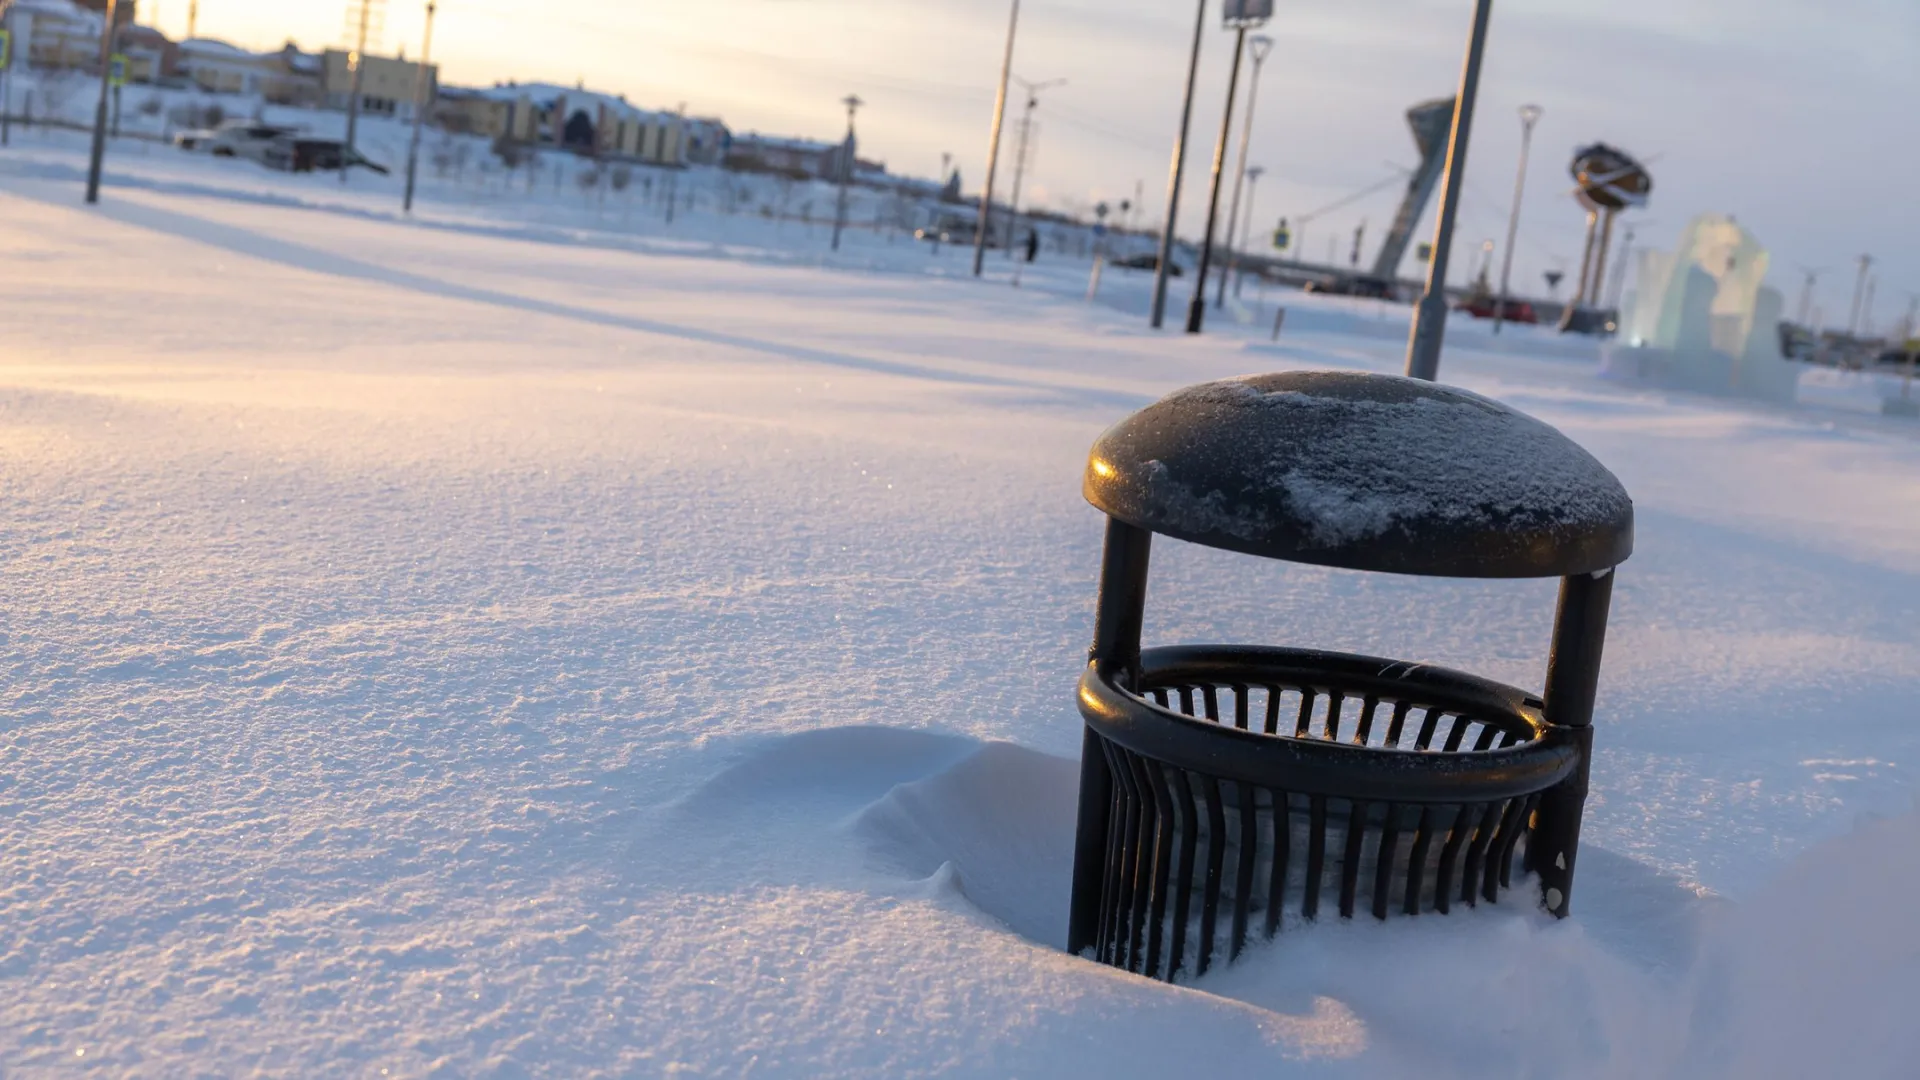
[341,0,381,184]
[1185,0,1270,334]
[830,94,863,251]
[1604,223,1637,311]
[1004,76,1064,262]
[84,0,119,204]
[1149,0,1211,330]
[1234,164,1264,298]
[973,0,1020,277]
[1796,267,1824,326]
[1492,103,1542,335]
[1403,0,1496,382]
[1848,254,1874,336]
[1216,33,1273,310]
[402,0,437,215]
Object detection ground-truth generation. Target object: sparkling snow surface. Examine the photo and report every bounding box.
[2,135,1917,1077]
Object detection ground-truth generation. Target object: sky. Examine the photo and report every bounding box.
[169,0,1918,328]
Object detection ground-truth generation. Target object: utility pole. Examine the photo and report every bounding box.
[1150,0,1209,330]
[187,0,198,38]
[1404,0,1495,382]
[1183,19,1248,335]
[84,0,119,204]
[1796,267,1823,326]
[1216,33,1272,310]
[1848,254,1874,336]
[342,0,382,184]
[1604,224,1636,311]
[1004,76,1063,261]
[1492,103,1542,334]
[1234,165,1264,298]
[1,2,15,148]
[830,94,862,251]
[402,0,437,214]
[973,0,1019,277]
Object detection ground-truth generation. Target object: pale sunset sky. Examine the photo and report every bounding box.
[164,0,1917,322]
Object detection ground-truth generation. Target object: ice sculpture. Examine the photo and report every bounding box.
[1604,214,1797,401]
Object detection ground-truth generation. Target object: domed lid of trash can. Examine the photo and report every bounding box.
[1084,371,1633,578]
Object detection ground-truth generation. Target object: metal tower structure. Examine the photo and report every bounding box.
[1370,97,1455,282]
[340,0,386,178]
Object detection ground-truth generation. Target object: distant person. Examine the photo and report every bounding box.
[1024,229,1039,264]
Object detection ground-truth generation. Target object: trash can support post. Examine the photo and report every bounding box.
[1070,518,1153,955]
[1532,568,1615,916]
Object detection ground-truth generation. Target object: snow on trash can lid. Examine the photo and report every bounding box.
[1084,371,1634,578]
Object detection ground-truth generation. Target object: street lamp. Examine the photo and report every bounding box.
[831,94,864,252]
[84,0,120,204]
[1217,32,1273,310]
[402,0,439,215]
[1185,0,1271,334]
[1492,103,1541,335]
[974,0,1021,277]
[1235,164,1265,298]
[1403,0,1496,382]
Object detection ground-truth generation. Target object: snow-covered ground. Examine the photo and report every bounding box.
[2,131,1917,1077]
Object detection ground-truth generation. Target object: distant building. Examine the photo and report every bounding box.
[681,117,730,166]
[431,86,512,138]
[456,82,690,166]
[322,47,435,120]
[725,133,850,180]
[177,38,293,96]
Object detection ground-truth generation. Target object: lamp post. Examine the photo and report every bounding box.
[84,0,119,204]
[402,0,438,215]
[1148,0,1211,330]
[1848,254,1874,337]
[1217,33,1273,310]
[1185,0,1271,334]
[831,94,863,252]
[1492,103,1541,335]
[1235,164,1264,297]
[1403,0,1496,382]
[342,0,376,185]
[973,0,1020,277]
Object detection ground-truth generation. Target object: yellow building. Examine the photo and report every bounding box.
[322,48,436,119]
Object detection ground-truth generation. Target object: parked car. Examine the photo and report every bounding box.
[260,136,390,175]
[1109,252,1182,277]
[1303,274,1393,299]
[175,120,298,162]
[1456,295,1539,324]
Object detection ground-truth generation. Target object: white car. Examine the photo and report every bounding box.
[174,120,298,162]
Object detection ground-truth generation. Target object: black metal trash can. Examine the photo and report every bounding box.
[1068,372,1632,983]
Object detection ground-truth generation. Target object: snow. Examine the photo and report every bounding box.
[2,128,1919,1077]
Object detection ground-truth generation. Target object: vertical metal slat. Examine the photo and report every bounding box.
[1338,798,1367,918]
[1303,794,1328,921]
[1230,780,1256,959]
[1372,802,1401,920]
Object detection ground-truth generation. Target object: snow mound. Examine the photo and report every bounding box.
[674,725,979,816]
[854,741,1079,947]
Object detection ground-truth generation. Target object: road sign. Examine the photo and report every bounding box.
[109,54,128,87]
[0,30,11,71]
[1223,0,1275,26]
